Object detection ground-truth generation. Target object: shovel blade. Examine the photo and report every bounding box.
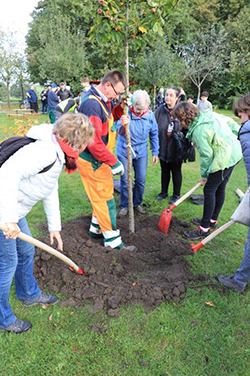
[158,208,172,234]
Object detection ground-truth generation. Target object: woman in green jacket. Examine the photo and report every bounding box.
[173,102,242,240]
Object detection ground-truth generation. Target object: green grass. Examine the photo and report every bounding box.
[1,113,250,376]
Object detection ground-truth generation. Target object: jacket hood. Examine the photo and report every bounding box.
[26,123,54,142]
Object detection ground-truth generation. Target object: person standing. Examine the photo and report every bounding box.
[155,88,165,109]
[47,83,60,124]
[0,113,95,333]
[116,90,159,216]
[26,85,38,113]
[78,70,137,252]
[198,91,213,112]
[155,86,184,204]
[173,102,242,240]
[217,94,250,292]
[80,77,91,103]
[40,86,49,114]
[57,82,73,101]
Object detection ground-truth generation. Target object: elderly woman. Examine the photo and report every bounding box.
[116,90,159,216]
[155,86,184,204]
[173,102,242,240]
[0,113,95,333]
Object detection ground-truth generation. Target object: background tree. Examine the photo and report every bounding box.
[176,27,228,102]
[0,30,24,108]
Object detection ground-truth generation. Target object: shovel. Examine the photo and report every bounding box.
[191,187,250,253]
[158,182,202,234]
[0,223,84,275]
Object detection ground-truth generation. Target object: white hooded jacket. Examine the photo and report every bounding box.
[0,123,65,232]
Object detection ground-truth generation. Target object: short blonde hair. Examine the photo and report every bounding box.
[53,113,95,151]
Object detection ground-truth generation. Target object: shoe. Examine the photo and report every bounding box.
[119,244,138,253]
[119,208,128,216]
[0,318,32,334]
[22,292,59,307]
[183,227,210,240]
[169,195,180,205]
[216,275,245,293]
[134,205,146,214]
[192,217,218,230]
[157,192,168,201]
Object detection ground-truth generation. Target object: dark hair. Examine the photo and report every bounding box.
[173,102,199,128]
[102,70,127,88]
[187,94,194,100]
[166,86,181,98]
[201,91,209,97]
[233,94,250,118]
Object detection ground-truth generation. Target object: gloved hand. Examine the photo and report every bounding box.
[111,160,124,176]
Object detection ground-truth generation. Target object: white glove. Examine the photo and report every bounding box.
[111,161,124,176]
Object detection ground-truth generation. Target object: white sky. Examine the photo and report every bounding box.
[0,0,39,49]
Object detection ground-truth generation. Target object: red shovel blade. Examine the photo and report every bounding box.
[190,242,204,253]
[158,208,173,234]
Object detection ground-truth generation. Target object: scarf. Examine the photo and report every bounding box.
[56,138,79,174]
[130,106,148,118]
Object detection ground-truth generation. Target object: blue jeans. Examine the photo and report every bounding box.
[233,227,250,288]
[0,217,41,328]
[118,155,148,209]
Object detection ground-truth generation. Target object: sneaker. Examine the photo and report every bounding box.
[216,275,245,293]
[22,293,59,307]
[119,208,128,216]
[134,205,146,214]
[183,227,210,240]
[192,217,218,230]
[119,244,138,253]
[157,192,168,201]
[0,318,32,334]
[169,195,180,205]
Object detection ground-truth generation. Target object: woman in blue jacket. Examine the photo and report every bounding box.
[116,90,159,216]
[217,94,250,292]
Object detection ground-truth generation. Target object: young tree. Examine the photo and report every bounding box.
[177,27,228,102]
[90,0,177,233]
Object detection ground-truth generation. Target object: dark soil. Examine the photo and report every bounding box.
[34,214,209,316]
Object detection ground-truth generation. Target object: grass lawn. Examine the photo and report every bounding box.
[0,112,250,376]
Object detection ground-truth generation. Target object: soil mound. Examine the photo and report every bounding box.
[34,214,205,315]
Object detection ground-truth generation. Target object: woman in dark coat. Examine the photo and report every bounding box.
[155,86,184,204]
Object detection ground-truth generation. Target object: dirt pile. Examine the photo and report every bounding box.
[34,214,206,316]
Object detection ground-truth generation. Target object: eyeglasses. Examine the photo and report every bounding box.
[109,82,125,96]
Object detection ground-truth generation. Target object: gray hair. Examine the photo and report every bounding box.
[132,90,151,109]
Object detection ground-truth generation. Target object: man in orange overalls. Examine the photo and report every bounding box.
[78,70,137,252]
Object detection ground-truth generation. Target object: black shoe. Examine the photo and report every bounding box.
[169,195,180,205]
[216,275,245,293]
[0,318,32,334]
[183,227,210,240]
[22,292,59,307]
[157,192,168,201]
[192,217,218,230]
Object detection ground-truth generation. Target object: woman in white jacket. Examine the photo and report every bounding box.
[0,113,95,333]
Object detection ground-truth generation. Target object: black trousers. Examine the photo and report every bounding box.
[160,159,182,196]
[201,165,234,228]
[30,102,38,113]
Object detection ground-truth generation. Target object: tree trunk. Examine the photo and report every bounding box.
[123,0,135,234]
[153,84,156,110]
[197,85,201,105]
[6,81,10,109]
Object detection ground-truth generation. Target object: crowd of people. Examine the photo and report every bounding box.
[1,69,249,334]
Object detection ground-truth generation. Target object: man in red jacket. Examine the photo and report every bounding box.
[78,70,137,252]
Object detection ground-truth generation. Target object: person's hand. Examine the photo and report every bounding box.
[152,156,158,165]
[120,93,132,108]
[111,160,125,176]
[50,231,63,252]
[199,178,207,185]
[3,223,20,239]
[121,115,130,127]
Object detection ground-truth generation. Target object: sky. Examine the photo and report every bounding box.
[0,0,39,49]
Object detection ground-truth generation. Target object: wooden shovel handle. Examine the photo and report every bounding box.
[172,182,202,208]
[0,223,80,272]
